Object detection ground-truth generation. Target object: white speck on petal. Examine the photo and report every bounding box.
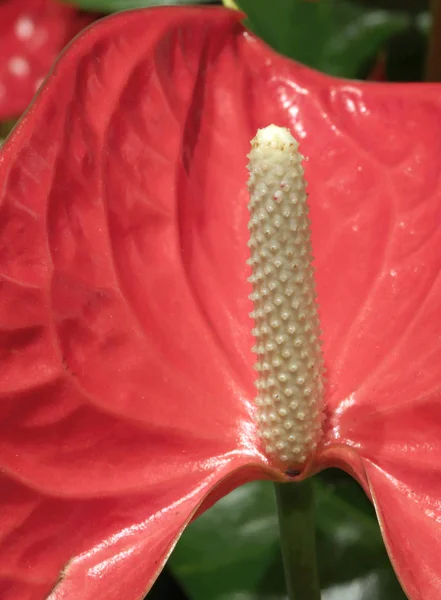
[9,56,30,78]
[15,16,35,40]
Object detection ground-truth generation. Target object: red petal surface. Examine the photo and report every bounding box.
[0,0,94,120]
[0,8,273,600]
[313,76,441,599]
[1,5,441,600]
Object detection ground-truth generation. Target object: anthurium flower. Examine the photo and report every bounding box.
[0,0,95,120]
[0,6,440,600]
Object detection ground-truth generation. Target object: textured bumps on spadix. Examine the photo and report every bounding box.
[247,125,325,467]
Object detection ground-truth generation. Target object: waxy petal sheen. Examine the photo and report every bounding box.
[0,0,94,120]
[0,6,440,600]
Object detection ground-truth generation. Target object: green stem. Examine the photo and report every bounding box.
[274,479,321,600]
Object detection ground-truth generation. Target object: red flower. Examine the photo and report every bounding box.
[0,0,95,120]
[0,6,440,600]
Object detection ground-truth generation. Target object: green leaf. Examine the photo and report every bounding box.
[235,0,410,78]
[0,120,16,140]
[147,567,190,600]
[66,0,214,13]
[170,481,286,600]
[169,471,407,600]
[383,25,427,81]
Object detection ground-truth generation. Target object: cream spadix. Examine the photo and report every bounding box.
[247,125,325,467]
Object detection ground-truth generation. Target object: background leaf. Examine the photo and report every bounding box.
[170,471,407,600]
[64,0,216,12]
[148,568,190,600]
[235,0,411,78]
[352,0,427,10]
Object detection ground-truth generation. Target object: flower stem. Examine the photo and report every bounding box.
[274,479,321,600]
[425,0,441,81]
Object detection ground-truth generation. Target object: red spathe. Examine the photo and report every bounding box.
[0,6,440,600]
